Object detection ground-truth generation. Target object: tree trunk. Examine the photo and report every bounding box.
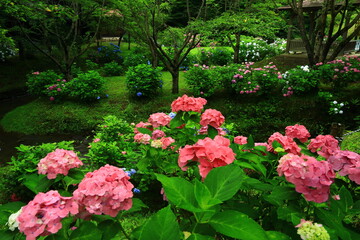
[170,69,179,94]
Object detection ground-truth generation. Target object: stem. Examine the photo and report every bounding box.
[119,221,131,240]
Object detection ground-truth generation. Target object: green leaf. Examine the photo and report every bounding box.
[137,127,153,135]
[70,221,102,240]
[0,201,25,212]
[264,186,298,206]
[98,220,121,240]
[169,111,185,128]
[121,198,148,216]
[204,165,244,202]
[133,206,182,240]
[265,231,291,240]
[156,174,200,212]
[0,230,17,240]
[194,179,222,209]
[315,208,351,240]
[207,125,218,139]
[187,233,214,240]
[242,178,274,191]
[277,205,304,225]
[23,174,53,194]
[209,210,268,240]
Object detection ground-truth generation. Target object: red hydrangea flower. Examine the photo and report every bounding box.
[328,150,360,184]
[277,154,335,203]
[285,124,311,143]
[73,165,134,217]
[18,190,78,240]
[160,137,175,149]
[38,149,83,179]
[178,136,235,178]
[268,132,301,155]
[134,133,151,144]
[234,136,248,145]
[308,135,339,158]
[171,94,207,112]
[152,129,166,139]
[200,109,225,128]
[148,112,172,128]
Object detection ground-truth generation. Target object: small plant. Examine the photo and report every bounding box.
[126,64,163,98]
[67,70,105,101]
[101,61,124,76]
[26,70,63,97]
[281,65,319,95]
[185,64,218,97]
[85,59,99,71]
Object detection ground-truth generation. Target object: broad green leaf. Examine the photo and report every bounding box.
[44,217,73,240]
[70,221,102,240]
[0,201,25,212]
[0,230,16,240]
[23,174,53,194]
[169,111,185,128]
[207,125,218,139]
[187,233,214,240]
[338,186,353,213]
[204,165,244,202]
[315,208,351,240]
[121,198,148,216]
[156,174,200,212]
[264,186,298,206]
[194,179,222,209]
[137,127,153,135]
[133,206,182,240]
[242,177,274,191]
[265,231,291,240]
[277,206,304,225]
[234,161,256,171]
[209,210,268,240]
[98,220,121,240]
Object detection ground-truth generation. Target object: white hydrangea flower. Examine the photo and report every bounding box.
[340,103,344,107]
[333,101,338,104]
[339,110,343,114]
[296,219,330,240]
[6,207,23,231]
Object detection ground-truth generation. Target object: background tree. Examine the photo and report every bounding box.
[287,0,360,66]
[114,0,205,94]
[2,0,105,80]
[209,2,284,63]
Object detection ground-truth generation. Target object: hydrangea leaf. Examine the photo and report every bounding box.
[23,174,53,194]
[204,165,245,202]
[194,179,222,210]
[132,206,182,240]
[187,233,214,240]
[265,231,291,240]
[70,221,102,240]
[137,127,153,136]
[209,210,269,240]
[263,186,299,206]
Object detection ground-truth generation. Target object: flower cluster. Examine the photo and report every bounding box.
[328,150,360,184]
[295,219,330,240]
[178,136,236,178]
[72,164,134,217]
[329,100,346,115]
[148,112,172,128]
[234,136,248,145]
[200,109,225,128]
[171,94,207,112]
[308,135,339,158]
[38,149,83,179]
[285,124,311,143]
[17,190,78,240]
[134,133,151,144]
[277,154,335,203]
[268,132,301,155]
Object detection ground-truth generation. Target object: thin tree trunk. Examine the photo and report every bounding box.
[171,69,179,94]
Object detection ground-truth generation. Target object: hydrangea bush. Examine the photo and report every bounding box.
[1,95,360,240]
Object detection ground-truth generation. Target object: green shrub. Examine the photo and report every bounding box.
[281,66,319,95]
[26,70,63,96]
[126,64,163,98]
[185,65,218,97]
[88,43,123,64]
[210,64,240,90]
[209,48,232,66]
[101,61,124,76]
[67,70,105,101]
[93,115,133,142]
[85,59,99,71]
[123,51,149,68]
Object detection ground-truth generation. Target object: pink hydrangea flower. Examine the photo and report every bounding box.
[73,165,133,217]
[160,137,175,149]
[328,150,360,184]
[308,135,339,158]
[18,190,78,240]
[38,149,83,179]
[171,94,207,112]
[285,124,311,143]
[200,109,225,128]
[93,138,100,143]
[178,136,235,178]
[234,136,248,145]
[152,129,166,139]
[134,133,151,144]
[268,132,301,155]
[148,113,172,128]
[277,154,335,203]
